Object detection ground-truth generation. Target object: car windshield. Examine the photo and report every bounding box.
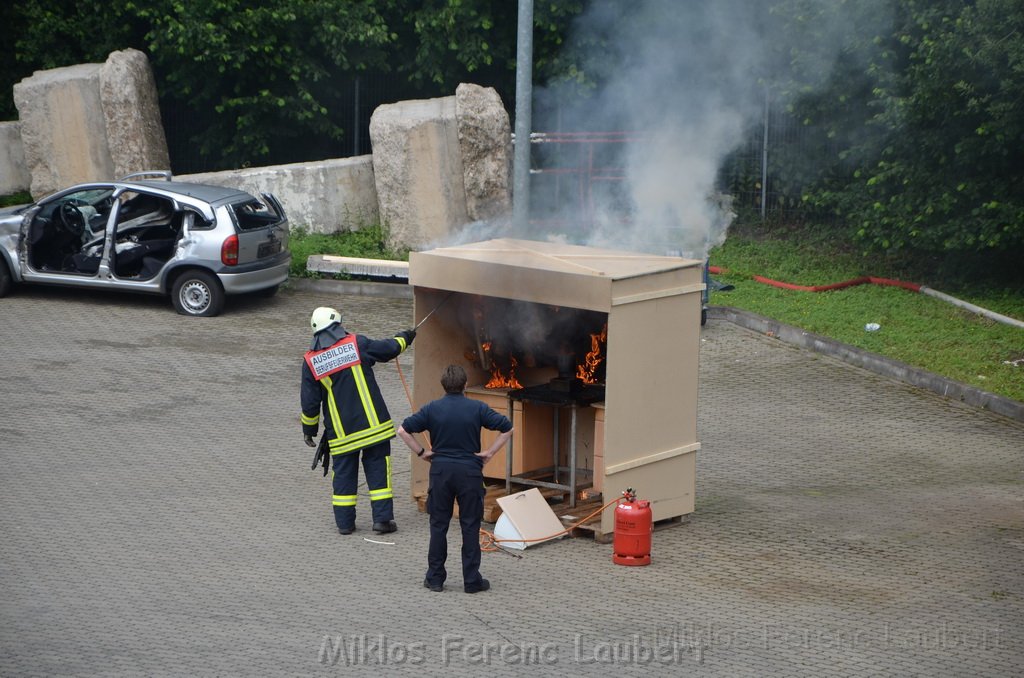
[63,189,115,206]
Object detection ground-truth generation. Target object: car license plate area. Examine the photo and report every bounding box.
[258,240,282,258]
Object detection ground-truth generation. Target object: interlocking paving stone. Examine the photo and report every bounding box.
[1,284,1021,676]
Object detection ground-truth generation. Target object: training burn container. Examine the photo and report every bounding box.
[408,238,704,538]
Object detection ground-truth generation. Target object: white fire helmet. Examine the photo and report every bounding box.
[310,306,341,333]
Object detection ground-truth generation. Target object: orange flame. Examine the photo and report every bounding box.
[479,339,522,388]
[486,355,522,389]
[576,323,608,384]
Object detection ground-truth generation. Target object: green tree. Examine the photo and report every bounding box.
[139,0,397,169]
[5,0,398,168]
[2,1,587,171]
[4,0,148,118]
[380,1,584,101]
[778,0,1024,258]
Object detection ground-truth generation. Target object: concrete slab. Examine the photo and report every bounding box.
[308,255,410,281]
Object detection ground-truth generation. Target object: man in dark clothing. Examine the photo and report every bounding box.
[301,306,415,535]
[397,364,513,593]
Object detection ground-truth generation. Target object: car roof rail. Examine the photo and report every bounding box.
[118,170,173,182]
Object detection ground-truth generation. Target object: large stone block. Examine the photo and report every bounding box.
[99,49,170,180]
[180,156,378,234]
[455,83,511,222]
[369,95,468,251]
[12,49,168,199]
[0,122,31,195]
[14,63,112,198]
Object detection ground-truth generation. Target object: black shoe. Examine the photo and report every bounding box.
[423,579,443,593]
[464,579,490,594]
[373,520,397,534]
[338,527,355,535]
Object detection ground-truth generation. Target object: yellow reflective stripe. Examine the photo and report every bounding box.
[332,494,357,507]
[301,413,319,426]
[370,456,393,501]
[321,375,346,438]
[328,421,394,449]
[328,421,395,455]
[395,336,408,351]
[350,365,380,427]
[329,430,395,456]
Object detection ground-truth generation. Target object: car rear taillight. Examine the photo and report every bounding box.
[221,234,239,266]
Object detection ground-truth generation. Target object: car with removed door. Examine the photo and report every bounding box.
[0,171,290,316]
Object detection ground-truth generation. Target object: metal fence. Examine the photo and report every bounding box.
[163,72,417,175]
[164,84,822,225]
[521,102,828,229]
[721,97,836,224]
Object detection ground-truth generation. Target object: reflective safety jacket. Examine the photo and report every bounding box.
[300,326,411,456]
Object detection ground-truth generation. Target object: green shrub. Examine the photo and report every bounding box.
[0,192,31,208]
[288,224,405,278]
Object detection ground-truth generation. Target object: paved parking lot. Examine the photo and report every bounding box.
[2,283,1022,676]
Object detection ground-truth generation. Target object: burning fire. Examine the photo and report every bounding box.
[481,341,523,389]
[576,323,608,384]
[486,355,522,389]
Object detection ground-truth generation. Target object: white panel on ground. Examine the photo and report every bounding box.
[493,488,566,550]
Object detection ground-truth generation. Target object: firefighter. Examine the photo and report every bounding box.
[301,306,416,535]
[397,364,513,593]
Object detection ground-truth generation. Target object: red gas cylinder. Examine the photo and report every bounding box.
[612,488,652,566]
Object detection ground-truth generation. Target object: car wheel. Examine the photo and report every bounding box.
[0,257,12,297]
[171,270,225,317]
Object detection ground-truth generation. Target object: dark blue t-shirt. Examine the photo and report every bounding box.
[402,393,512,468]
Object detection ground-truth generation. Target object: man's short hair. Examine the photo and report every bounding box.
[440,364,467,394]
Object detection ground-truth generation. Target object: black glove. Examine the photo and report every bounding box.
[399,328,416,345]
[304,434,316,448]
[310,436,329,476]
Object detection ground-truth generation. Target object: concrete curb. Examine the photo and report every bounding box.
[284,278,1023,424]
[708,305,1024,424]
[286,276,412,300]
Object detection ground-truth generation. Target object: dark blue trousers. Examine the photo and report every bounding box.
[425,461,485,588]
[331,440,393,530]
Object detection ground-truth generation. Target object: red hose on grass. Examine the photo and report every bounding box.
[752,274,920,293]
[709,266,918,292]
[707,266,1024,329]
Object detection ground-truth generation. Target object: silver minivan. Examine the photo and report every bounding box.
[0,172,290,316]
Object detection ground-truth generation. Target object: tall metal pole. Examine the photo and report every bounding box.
[353,76,361,157]
[513,0,535,231]
[760,89,769,220]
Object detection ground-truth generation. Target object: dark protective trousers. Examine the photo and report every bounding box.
[425,460,485,588]
[331,440,393,530]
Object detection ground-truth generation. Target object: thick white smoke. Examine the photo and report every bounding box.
[432,1,887,258]
[525,0,770,259]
